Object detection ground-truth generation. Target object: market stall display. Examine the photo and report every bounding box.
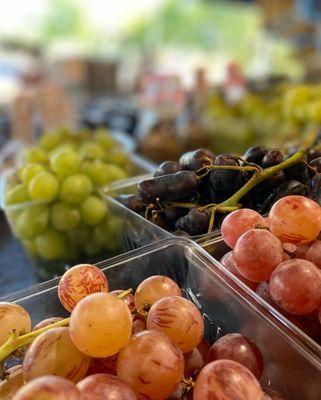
[0,238,320,400]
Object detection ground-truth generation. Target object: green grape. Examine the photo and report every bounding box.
[39,131,65,151]
[80,142,105,159]
[28,171,59,202]
[59,174,93,205]
[104,233,120,252]
[16,205,49,239]
[5,184,30,205]
[49,143,77,158]
[104,164,127,183]
[80,196,107,226]
[19,163,45,185]
[51,202,81,231]
[68,225,90,247]
[22,239,38,256]
[104,152,127,168]
[63,242,79,261]
[105,215,123,236]
[92,223,107,248]
[23,148,48,165]
[93,129,117,149]
[35,228,67,260]
[81,159,122,187]
[84,241,102,256]
[50,151,80,177]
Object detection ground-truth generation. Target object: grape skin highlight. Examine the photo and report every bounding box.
[58,264,109,312]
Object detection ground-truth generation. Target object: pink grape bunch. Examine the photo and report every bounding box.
[220,195,321,336]
[0,263,286,400]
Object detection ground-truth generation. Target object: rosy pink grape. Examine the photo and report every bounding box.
[269,259,321,315]
[233,229,283,282]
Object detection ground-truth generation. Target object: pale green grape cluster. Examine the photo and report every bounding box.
[5,128,127,262]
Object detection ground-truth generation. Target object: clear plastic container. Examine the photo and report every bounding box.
[103,176,221,244]
[6,237,321,399]
[0,153,155,280]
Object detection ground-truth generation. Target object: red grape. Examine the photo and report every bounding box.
[269,259,321,315]
[221,251,258,290]
[86,354,118,376]
[269,195,321,244]
[110,290,135,310]
[77,373,137,399]
[147,296,204,353]
[263,388,286,400]
[134,276,182,312]
[221,209,266,249]
[256,282,278,308]
[318,306,321,325]
[206,333,264,379]
[184,338,210,378]
[58,264,109,312]
[117,330,184,400]
[233,229,283,282]
[193,359,264,400]
[132,317,146,334]
[303,240,321,269]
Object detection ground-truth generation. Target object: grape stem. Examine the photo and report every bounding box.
[0,289,133,364]
[0,318,70,364]
[203,128,318,234]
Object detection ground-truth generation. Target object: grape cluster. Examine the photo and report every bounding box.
[0,265,285,400]
[119,142,321,236]
[4,128,128,268]
[220,195,321,342]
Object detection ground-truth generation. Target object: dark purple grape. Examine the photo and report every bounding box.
[306,147,321,162]
[310,173,321,205]
[163,207,188,223]
[154,161,181,177]
[260,180,307,212]
[138,171,198,203]
[117,194,145,213]
[150,212,173,231]
[252,171,286,206]
[179,149,214,172]
[261,150,284,168]
[209,154,240,201]
[309,157,321,174]
[243,146,267,165]
[284,156,310,184]
[175,209,209,235]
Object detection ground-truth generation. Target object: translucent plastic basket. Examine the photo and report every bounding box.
[5,237,321,399]
[0,153,155,280]
[103,176,221,245]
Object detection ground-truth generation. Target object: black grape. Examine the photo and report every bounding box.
[209,154,240,201]
[261,150,284,168]
[163,207,188,223]
[154,161,181,177]
[306,147,321,162]
[117,194,145,213]
[310,173,321,205]
[260,180,307,212]
[309,157,321,174]
[243,146,267,165]
[138,171,198,203]
[284,156,310,184]
[179,149,215,172]
[175,209,209,235]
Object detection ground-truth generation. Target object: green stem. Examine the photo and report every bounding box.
[0,318,70,363]
[219,149,305,207]
[0,289,133,364]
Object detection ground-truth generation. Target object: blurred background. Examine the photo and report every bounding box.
[2,0,321,155]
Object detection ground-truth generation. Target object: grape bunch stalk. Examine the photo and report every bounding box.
[119,131,317,236]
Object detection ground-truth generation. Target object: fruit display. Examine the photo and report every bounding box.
[0,263,290,400]
[217,195,321,343]
[117,131,321,237]
[2,127,145,277]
